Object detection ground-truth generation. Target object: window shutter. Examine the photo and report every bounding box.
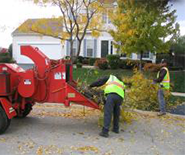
[94,39,97,57]
[83,39,87,57]
[76,39,79,56]
[149,52,153,59]
[137,54,140,59]
[66,41,70,56]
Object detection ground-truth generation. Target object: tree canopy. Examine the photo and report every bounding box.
[20,0,106,61]
[109,0,179,58]
[171,35,185,55]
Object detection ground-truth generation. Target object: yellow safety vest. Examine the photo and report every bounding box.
[157,67,170,90]
[104,75,125,98]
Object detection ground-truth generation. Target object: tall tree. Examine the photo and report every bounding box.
[171,35,185,54]
[109,0,179,70]
[21,0,105,61]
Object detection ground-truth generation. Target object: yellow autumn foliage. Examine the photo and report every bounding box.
[124,70,173,111]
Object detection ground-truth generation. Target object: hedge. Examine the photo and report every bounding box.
[0,53,14,63]
[94,58,108,70]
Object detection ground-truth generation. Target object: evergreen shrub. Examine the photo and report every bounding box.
[0,53,14,63]
[89,58,97,66]
[76,62,82,68]
[106,54,120,69]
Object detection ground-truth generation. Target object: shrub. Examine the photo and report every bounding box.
[125,60,136,69]
[82,58,90,65]
[64,56,71,60]
[125,59,139,69]
[106,55,120,69]
[89,58,97,66]
[119,59,148,70]
[8,44,13,58]
[76,62,82,68]
[156,53,172,66]
[77,56,84,63]
[94,58,108,70]
[144,63,161,72]
[127,60,148,70]
[0,53,14,63]
[119,59,127,69]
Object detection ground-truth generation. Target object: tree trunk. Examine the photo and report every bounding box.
[69,38,74,63]
[139,51,143,71]
[77,40,82,58]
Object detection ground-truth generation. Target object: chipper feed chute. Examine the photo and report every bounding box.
[19,45,100,109]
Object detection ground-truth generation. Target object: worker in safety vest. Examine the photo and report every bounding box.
[153,59,170,116]
[90,74,125,137]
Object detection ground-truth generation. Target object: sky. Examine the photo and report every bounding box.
[0,0,185,48]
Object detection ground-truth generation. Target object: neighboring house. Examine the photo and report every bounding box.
[12,19,65,64]
[12,2,155,64]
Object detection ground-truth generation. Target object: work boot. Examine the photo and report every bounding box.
[112,129,119,134]
[157,112,166,116]
[99,131,109,138]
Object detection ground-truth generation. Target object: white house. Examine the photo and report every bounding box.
[12,2,156,65]
[12,19,155,65]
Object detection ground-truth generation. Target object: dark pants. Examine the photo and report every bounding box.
[158,89,166,113]
[103,93,123,133]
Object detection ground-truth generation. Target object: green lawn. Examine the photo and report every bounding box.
[170,71,185,93]
[73,68,185,93]
[73,68,133,84]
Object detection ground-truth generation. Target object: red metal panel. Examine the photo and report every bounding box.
[0,64,24,95]
[66,84,100,109]
[0,72,10,95]
[20,46,51,78]
[18,70,35,98]
[0,98,17,119]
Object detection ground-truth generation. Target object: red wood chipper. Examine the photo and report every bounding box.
[0,45,99,134]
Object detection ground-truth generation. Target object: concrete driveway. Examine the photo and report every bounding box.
[0,104,185,155]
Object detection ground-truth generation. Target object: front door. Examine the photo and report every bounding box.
[101,41,109,58]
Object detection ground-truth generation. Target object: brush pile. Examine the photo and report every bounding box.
[77,82,105,105]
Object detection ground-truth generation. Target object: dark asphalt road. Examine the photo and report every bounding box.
[170,103,185,115]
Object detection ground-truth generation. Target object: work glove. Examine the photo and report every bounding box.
[124,82,132,88]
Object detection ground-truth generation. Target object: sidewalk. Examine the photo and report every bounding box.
[172,92,185,97]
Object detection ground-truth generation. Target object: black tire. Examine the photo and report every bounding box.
[16,104,32,118]
[0,106,11,134]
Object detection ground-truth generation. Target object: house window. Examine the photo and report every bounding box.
[86,40,94,57]
[121,53,127,57]
[108,18,112,24]
[143,51,150,58]
[102,13,112,24]
[102,13,108,23]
